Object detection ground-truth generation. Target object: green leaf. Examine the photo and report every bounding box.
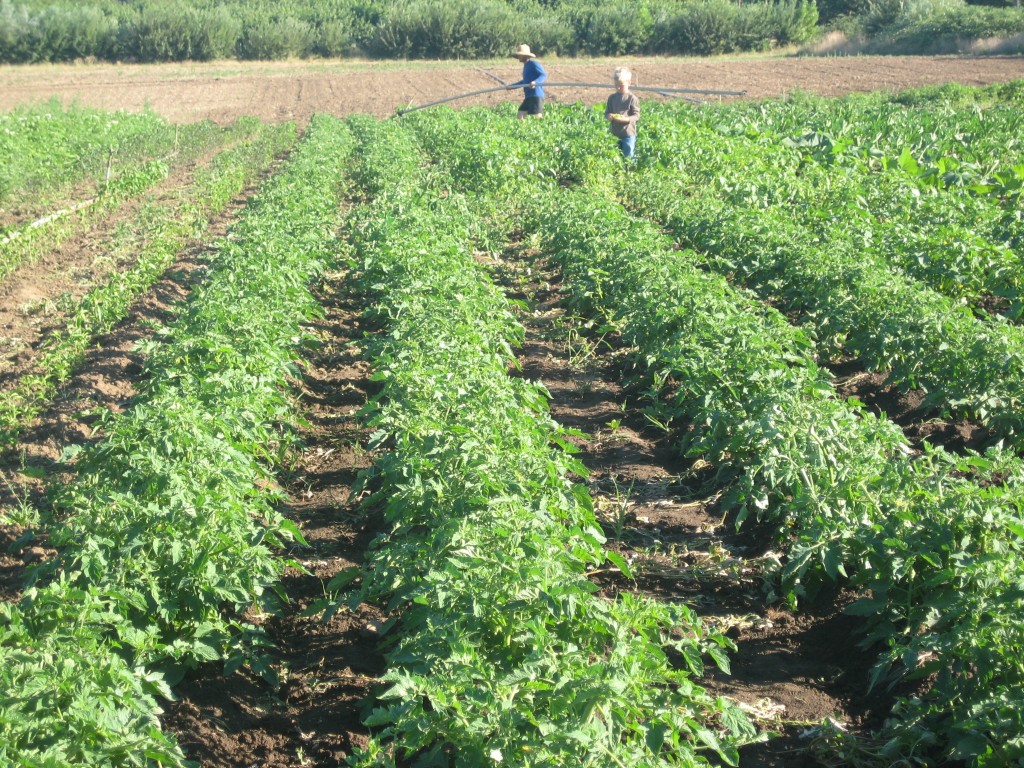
[708,644,732,675]
[645,722,669,754]
[327,566,362,592]
[844,597,886,617]
[822,546,847,580]
[605,550,633,580]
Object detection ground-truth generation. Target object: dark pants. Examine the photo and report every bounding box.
[518,96,544,115]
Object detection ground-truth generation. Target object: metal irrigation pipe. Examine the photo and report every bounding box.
[396,82,747,115]
[475,67,508,86]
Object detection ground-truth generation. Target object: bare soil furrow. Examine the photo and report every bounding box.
[824,357,994,454]
[163,273,385,766]
[496,242,895,768]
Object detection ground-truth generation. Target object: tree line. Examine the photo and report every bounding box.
[0,0,1021,63]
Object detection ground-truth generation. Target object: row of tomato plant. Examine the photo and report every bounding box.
[333,113,757,767]
[0,114,352,766]
[398,101,1024,764]
[526,186,1024,766]
[622,159,1024,438]
[0,100,188,208]
[712,81,1024,197]
[0,118,297,448]
[641,90,1023,316]
[0,115,261,283]
[623,165,1024,445]
[611,101,1024,447]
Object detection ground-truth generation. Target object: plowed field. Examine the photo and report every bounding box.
[1,54,1021,124]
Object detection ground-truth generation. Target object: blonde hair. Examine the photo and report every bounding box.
[613,67,632,83]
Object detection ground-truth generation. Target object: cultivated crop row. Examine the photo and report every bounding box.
[0,114,351,766]
[625,169,1024,446]
[709,81,1024,183]
[0,118,297,446]
[0,101,188,207]
[3,83,1020,768]
[335,114,757,767]
[525,187,1024,765]
[641,95,1023,316]
[1,114,259,283]
[397,98,1024,764]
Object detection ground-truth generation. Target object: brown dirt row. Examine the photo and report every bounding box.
[164,273,383,765]
[0,55,1021,125]
[495,247,891,767]
[827,358,994,454]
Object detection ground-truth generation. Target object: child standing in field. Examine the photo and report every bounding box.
[605,67,639,159]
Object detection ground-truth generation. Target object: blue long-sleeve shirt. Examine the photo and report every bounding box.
[509,59,547,99]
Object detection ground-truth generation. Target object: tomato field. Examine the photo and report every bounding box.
[1,74,1023,767]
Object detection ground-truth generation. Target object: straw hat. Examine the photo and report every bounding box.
[511,44,536,59]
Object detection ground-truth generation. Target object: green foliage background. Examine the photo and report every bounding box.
[3,0,822,62]
[0,0,1021,66]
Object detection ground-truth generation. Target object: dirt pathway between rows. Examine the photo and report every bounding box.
[164,272,383,765]
[493,244,894,767]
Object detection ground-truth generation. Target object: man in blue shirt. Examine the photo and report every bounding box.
[507,44,547,119]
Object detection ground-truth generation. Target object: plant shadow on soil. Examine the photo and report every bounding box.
[826,357,994,456]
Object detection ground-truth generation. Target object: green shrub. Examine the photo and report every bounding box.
[239,16,315,59]
[861,0,964,33]
[764,0,820,44]
[127,3,205,61]
[924,2,1024,34]
[369,0,519,58]
[514,13,574,56]
[314,19,353,56]
[868,1,1024,49]
[661,0,767,54]
[816,0,875,23]
[5,0,1015,62]
[657,0,728,54]
[570,2,657,55]
[194,5,242,60]
[657,0,818,54]
[0,1,39,62]
[33,4,119,61]
[968,0,1023,7]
